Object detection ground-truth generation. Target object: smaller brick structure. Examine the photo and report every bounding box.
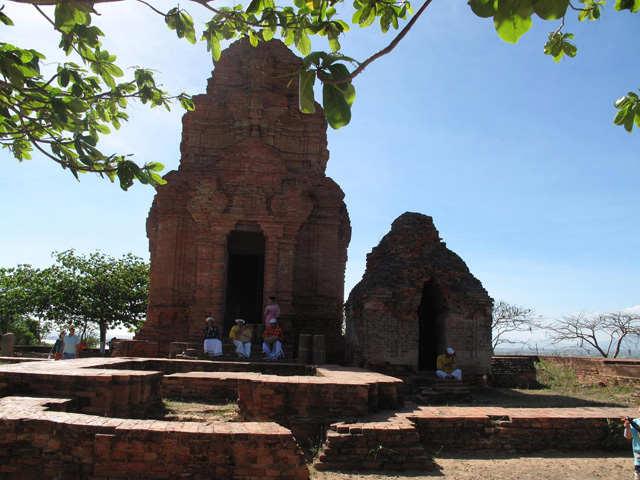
[345,212,493,376]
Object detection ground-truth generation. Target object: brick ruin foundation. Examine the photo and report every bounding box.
[133,39,350,362]
[1,356,635,479]
[345,212,493,376]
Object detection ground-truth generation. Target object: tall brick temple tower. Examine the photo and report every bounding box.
[134,40,351,361]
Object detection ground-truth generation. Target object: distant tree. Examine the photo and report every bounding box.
[492,300,539,350]
[0,265,52,344]
[43,250,149,354]
[547,311,640,358]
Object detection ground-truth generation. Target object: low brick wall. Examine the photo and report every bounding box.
[0,360,163,417]
[539,356,640,385]
[0,396,308,479]
[491,356,539,388]
[411,407,631,451]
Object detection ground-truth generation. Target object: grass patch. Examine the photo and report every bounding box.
[161,398,239,422]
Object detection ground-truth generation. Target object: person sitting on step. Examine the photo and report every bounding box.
[436,347,462,380]
[262,318,284,360]
[203,317,223,358]
[229,318,252,359]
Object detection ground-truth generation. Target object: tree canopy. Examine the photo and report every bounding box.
[1,0,637,189]
[0,250,149,352]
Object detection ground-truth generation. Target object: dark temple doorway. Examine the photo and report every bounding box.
[418,279,448,370]
[224,229,265,332]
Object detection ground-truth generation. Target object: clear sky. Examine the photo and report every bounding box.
[1,1,638,341]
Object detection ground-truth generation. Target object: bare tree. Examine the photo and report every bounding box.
[547,311,640,358]
[492,301,539,350]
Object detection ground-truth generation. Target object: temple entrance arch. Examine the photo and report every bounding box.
[417,279,448,370]
[224,229,265,332]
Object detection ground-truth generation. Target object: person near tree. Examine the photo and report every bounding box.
[49,330,65,360]
[61,327,80,360]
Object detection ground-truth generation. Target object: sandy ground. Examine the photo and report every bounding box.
[311,450,632,479]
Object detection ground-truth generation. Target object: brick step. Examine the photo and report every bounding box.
[313,423,434,472]
[416,379,471,404]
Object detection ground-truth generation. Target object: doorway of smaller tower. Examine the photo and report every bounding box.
[417,279,448,370]
[224,230,265,333]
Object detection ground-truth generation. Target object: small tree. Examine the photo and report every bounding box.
[547,311,640,358]
[44,250,149,354]
[0,265,52,344]
[492,300,539,350]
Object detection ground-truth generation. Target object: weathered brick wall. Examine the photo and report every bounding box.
[0,362,163,418]
[316,422,434,471]
[0,397,309,480]
[346,213,493,375]
[539,356,640,385]
[491,355,539,387]
[413,414,627,451]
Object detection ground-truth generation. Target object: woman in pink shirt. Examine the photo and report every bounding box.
[264,296,280,326]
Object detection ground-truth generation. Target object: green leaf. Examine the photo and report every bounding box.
[0,11,14,26]
[531,0,569,19]
[323,83,352,129]
[249,30,259,47]
[295,30,312,55]
[468,0,498,18]
[359,4,377,27]
[615,0,640,11]
[246,0,264,15]
[262,25,276,41]
[299,70,316,113]
[494,0,534,43]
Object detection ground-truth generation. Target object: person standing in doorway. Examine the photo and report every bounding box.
[264,296,280,327]
[62,327,80,360]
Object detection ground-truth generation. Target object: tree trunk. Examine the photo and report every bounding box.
[100,319,107,355]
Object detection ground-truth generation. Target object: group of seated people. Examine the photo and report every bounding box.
[203,316,284,360]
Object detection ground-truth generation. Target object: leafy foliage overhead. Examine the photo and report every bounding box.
[2,0,637,189]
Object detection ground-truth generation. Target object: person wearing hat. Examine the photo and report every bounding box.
[623,402,640,480]
[436,347,462,380]
[203,317,223,358]
[262,318,284,360]
[229,318,252,359]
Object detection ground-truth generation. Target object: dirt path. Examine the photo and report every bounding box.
[311,450,631,479]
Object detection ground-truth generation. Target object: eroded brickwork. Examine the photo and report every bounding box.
[136,39,350,362]
[345,212,493,375]
[0,396,309,479]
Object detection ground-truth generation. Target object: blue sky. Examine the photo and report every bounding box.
[1,1,638,340]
